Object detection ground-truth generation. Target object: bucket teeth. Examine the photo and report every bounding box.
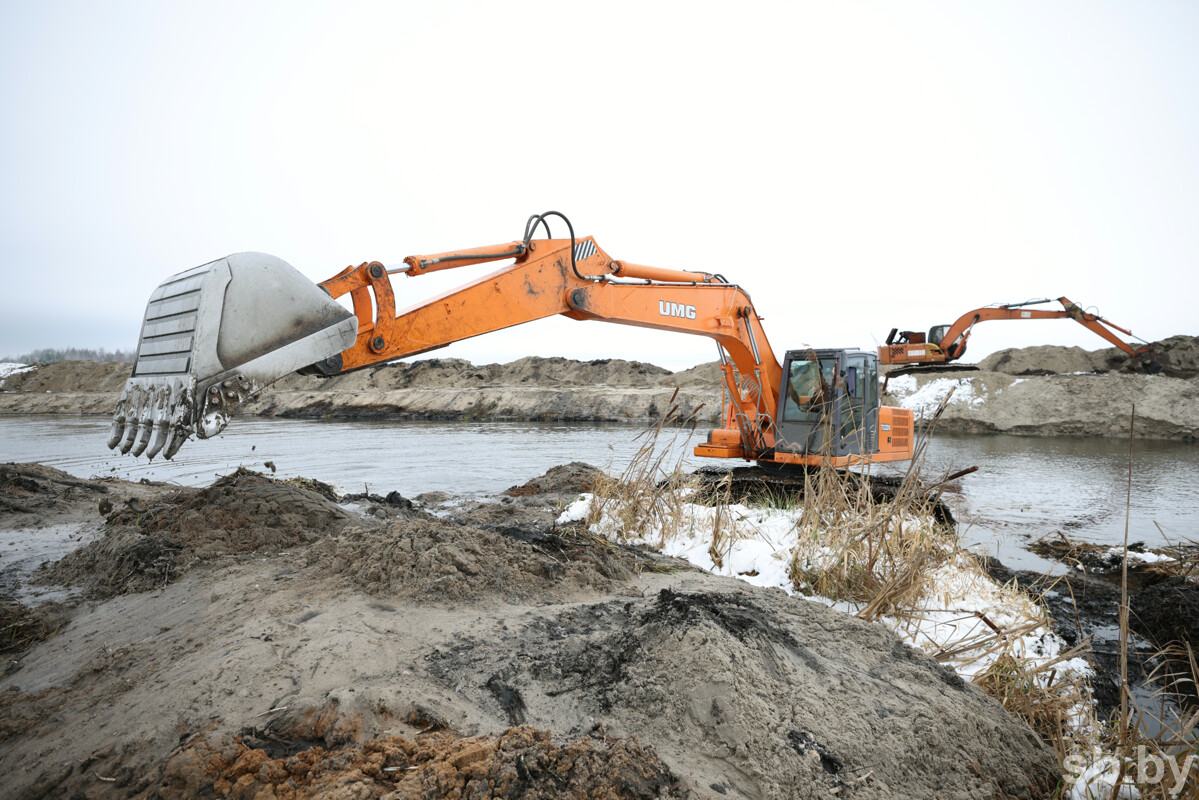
[162,392,193,460]
[107,386,133,450]
[116,386,144,454]
[144,383,180,460]
[130,387,165,457]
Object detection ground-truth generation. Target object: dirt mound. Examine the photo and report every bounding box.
[39,469,351,597]
[0,360,131,393]
[272,356,681,394]
[977,335,1199,379]
[307,514,632,604]
[668,360,722,388]
[887,370,1199,439]
[505,461,601,497]
[161,725,686,800]
[1,356,725,422]
[496,356,672,387]
[1094,334,1199,378]
[978,345,1097,375]
[426,588,1059,799]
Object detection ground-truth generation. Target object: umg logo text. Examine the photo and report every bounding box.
[658,300,697,320]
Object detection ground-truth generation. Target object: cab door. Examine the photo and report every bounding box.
[838,352,877,456]
[775,351,842,456]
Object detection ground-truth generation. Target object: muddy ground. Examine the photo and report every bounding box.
[0,462,1061,800]
[982,543,1199,720]
[3,335,1198,438]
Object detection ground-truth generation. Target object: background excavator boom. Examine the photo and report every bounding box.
[879,296,1160,375]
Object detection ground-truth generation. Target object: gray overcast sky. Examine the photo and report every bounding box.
[2,1,1196,370]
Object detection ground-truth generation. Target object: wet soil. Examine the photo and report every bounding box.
[983,545,1199,717]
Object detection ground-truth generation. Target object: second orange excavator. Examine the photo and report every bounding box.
[106,212,915,469]
[879,297,1160,377]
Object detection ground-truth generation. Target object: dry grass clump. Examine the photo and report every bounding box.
[0,600,68,656]
[972,638,1099,771]
[786,457,957,620]
[786,393,961,621]
[585,390,705,549]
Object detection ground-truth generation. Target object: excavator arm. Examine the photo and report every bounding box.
[107,214,783,460]
[880,297,1159,372]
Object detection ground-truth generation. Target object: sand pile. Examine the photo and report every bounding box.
[0,357,722,423]
[421,586,1058,799]
[504,461,601,497]
[0,464,1062,799]
[0,463,112,528]
[38,469,351,598]
[978,334,1199,379]
[0,360,131,415]
[887,335,1199,439]
[305,514,628,604]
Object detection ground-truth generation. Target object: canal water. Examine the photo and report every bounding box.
[1,415,1195,572]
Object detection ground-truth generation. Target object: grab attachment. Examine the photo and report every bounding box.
[108,253,358,460]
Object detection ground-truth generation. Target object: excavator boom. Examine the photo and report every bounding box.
[879,296,1160,375]
[108,212,912,468]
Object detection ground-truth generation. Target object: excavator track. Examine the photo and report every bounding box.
[691,464,959,527]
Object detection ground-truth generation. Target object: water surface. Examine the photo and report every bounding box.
[1,415,1194,572]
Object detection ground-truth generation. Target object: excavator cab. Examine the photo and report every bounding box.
[774,349,880,459]
[927,325,951,347]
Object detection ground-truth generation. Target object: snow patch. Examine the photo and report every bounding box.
[899,377,986,418]
[1104,546,1175,565]
[0,362,33,388]
[1068,755,1139,799]
[884,374,917,398]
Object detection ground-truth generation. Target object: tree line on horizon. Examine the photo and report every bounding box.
[2,347,136,364]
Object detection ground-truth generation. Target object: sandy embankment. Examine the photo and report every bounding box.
[0,464,1058,799]
[2,334,1197,438]
[883,335,1199,439]
[0,357,723,424]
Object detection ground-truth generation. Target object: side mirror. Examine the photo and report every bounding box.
[845,367,858,396]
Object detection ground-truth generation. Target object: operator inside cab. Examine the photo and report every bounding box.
[785,357,833,414]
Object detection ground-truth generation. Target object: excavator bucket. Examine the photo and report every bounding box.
[107,253,358,460]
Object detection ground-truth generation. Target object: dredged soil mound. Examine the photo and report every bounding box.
[887,335,1199,439]
[979,334,1199,379]
[305,514,629,605]
[38,469,351,598]
[0,463,1060,799]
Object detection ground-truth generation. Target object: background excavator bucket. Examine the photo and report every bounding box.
[107,253,358,460]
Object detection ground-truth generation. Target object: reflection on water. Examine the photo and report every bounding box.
[1,416,1194,571]
[918,433,1197,571]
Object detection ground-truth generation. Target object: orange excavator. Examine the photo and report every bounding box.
[879,298,1160,377]
[107,212,914,468]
